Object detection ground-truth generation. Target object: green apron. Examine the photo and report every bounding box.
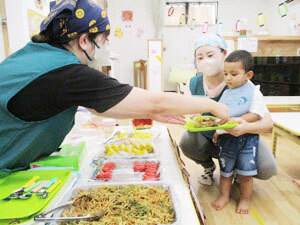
[0,41,81,177]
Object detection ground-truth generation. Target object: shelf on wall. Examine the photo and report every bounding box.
[224,35,300,41]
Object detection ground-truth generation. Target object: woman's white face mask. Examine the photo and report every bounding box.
[195,46,225,77]
[197,57,224,77]
[87,42,110,69]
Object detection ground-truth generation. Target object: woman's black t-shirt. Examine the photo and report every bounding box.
[8,64,133,121]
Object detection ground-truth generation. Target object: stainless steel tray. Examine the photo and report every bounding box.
[49,182,180,225]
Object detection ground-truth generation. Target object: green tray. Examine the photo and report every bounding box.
[0,169,71,220]
[184,116,238,132]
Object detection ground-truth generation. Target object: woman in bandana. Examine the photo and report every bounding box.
[180,33,277,186]
[0,0,229,176]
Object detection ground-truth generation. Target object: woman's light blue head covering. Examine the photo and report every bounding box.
[40,0,110,43]
[195,33,227,51]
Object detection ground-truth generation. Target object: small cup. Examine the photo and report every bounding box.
[101,118,117,137]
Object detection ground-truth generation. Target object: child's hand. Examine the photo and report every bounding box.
[212,133,219,143]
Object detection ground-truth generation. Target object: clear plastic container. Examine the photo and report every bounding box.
[99,140,158,159]
[90,158,162,182]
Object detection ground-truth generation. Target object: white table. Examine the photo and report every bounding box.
[271,112,300,157]
[264,96,300,105]
[39,125,202,225]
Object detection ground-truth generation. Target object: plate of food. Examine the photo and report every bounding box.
[184,115,238,132]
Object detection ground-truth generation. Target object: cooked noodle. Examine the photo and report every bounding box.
[61,185,175,225]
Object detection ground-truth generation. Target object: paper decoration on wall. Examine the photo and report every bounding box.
[278,2,288,17]
[148,40,163,92]
[137,28,145,39]
[235,18,247,32]
[124,22,132,29]
[257,13,266,27]
[156,55,162,62]
[202,22,208,33]
[190,19,196,30]
[27,9,46,37]
[235,19,241,32]
[238,37,258,52]
[35,0,44,10]
[122,11,133,29]
[168,7,174,17]
[122,11,133,22]
[179,13,186,25]
[217,22,223,34]
[114,27,123,38]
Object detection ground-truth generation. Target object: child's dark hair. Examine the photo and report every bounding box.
[225,50,254,72]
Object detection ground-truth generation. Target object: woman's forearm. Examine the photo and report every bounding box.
[240,112,260,123]
[227,113,273,136]
[89,108,151,119]
[110,87,228,122]
[245,113,273,134]
[155,92,221,115]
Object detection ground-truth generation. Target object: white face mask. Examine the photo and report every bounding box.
[87,42,111,69]
[197,57,224,77]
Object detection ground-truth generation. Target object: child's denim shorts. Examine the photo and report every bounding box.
[217,134,259,177]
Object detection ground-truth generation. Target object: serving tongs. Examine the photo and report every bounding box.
[103,131,134,145]
[34,201,105,222]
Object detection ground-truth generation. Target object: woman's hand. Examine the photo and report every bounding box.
[151,115,186,125]
[211,102,229,124]
[225,117,249,137]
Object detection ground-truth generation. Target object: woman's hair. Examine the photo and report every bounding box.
[225,50,254,72]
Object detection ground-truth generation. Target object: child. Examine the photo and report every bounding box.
[212,50,268,214]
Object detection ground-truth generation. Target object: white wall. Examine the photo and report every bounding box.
[107,0,155,84]
[266,0,300,35]
[5,0,50,53]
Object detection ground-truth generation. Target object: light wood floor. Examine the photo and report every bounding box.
[164,123,300,225]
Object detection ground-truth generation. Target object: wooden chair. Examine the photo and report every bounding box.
[134,60,147,89]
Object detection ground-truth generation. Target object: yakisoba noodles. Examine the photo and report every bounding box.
[61,185,176,225]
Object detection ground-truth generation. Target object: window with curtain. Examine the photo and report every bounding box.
[164,3,186,26]
[164,1,218,26]
[188,2,217,25]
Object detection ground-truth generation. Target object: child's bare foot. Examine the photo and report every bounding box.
[212,195,229,210]
[236,198,250,214]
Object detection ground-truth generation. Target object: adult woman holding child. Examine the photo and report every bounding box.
[180,33,277,185]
